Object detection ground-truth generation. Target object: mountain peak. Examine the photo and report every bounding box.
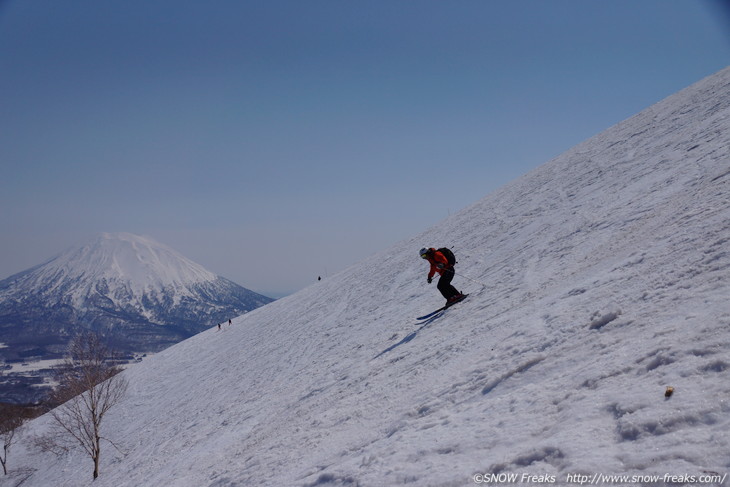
[0,233,273,380]
[54,232,218,292]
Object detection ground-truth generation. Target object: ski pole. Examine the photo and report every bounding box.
[452,270,489,288]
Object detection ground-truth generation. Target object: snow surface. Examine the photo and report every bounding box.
[5,67,730,487]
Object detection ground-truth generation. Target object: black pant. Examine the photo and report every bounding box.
[437,267,459,300]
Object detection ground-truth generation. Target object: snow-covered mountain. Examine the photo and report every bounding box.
[0,232,273,358]
[8,67,730,486]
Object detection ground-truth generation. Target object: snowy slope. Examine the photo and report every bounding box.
[7,67,730,487]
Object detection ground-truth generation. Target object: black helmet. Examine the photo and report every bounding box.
[419,248,430,259]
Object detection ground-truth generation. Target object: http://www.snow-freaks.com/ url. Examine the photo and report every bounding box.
[473,472,728,485]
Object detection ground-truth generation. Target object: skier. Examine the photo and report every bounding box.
[419,247,465,306]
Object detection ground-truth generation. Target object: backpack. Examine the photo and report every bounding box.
[437,247,457,266]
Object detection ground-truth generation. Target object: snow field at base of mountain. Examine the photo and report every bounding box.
[6,67,730,486]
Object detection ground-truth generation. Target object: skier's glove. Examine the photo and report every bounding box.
[427,277,432,284]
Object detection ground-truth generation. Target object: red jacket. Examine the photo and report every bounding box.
[425,249,451,279]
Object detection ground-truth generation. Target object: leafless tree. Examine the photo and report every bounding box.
[45,332,128,479]
[0,413,24,475]
[1,363,34,476]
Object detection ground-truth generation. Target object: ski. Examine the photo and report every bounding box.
[416,294,468,320]
[416,306,447,320]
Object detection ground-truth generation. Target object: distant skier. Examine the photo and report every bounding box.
[228,319,232,326]
[419,247,465,306]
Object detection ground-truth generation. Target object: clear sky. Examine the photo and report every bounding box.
[1,0,729,297]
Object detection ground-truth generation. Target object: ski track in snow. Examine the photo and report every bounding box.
[6,68,730,487]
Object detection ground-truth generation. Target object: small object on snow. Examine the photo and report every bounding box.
[665,386,674,398]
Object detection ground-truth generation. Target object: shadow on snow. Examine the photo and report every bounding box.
[373,310,445,359]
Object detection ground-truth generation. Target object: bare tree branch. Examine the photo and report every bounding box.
[43,332,128,479]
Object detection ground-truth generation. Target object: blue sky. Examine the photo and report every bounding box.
[1,0,729,297]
